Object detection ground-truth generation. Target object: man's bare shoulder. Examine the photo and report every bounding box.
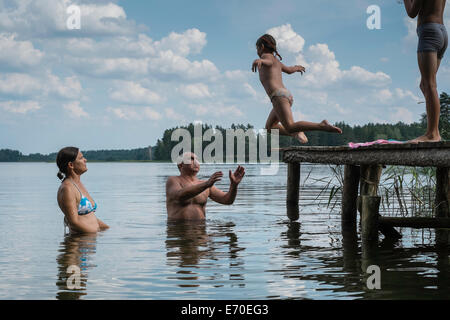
[166,176,182,186]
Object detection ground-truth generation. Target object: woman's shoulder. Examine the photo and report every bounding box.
[58,180,76,197]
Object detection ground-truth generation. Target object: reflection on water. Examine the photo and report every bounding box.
[56,234,97,300]
[165,220,245,289]
[0,162,448,299]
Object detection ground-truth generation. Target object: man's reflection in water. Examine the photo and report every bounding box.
[165,220,244,288]
[56,233,97,300]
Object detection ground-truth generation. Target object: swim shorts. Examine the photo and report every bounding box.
[417,23,448,59]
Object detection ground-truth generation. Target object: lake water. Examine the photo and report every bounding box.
[0,162,448,300]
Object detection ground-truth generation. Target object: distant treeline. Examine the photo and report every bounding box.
[0,148,153,162]
[1,92,448,162]
[151,121,425,162]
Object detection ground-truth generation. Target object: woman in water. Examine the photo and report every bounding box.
[56,147,109,234]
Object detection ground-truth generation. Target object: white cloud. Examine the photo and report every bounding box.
[165,108,185,121]
[178,83,212,99]
[341,66,391,88]
[403,17,417,47]
[0,1,139,37]
[0,33,44,69]
[377,89,393,103]
[390,107,414,124]
[110,81,164,104]
[188,103,244,118]
[153,28,207,56]
[0,73,42,96]
[267,24,305,53]
[0,72,82,99]
[297,43,391,89]
[47,73,82,99]
[395,88,421,102]
[68,57,150,78]
[63,101,89,118]
[107,106,162,120]
[0,100,41,114]
[107,106,137,120]
[142,107,162,120]
[148,50,219,80]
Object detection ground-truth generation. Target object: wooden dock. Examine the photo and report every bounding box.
[282,141,450,245]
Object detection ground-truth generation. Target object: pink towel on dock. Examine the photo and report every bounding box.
[348,139,405,149]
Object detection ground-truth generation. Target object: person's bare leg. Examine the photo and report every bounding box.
[409,52,441,143]
[272,97,342,134]
[265,106,308,143]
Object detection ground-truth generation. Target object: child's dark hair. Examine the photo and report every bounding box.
[256,34,282,61]
[56,146,79,180]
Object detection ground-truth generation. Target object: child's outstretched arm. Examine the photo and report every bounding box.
[281,63,305,75]
[252,53,273,72]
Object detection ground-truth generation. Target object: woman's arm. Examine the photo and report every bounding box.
[403,0,422,18]
[60,187,99,233]
[97,218,109,231]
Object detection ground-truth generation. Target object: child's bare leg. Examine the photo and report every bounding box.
[409,52,442,143]
[272,97,342,134]
[265,109,308,143]
[271,123,308,143]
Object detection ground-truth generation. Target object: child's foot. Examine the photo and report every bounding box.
[408,134,441,144]
[293,132,308,144]
[319,120,342,134]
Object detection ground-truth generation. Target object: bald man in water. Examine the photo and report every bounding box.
[166,153,245,220]
[403,0,447,143]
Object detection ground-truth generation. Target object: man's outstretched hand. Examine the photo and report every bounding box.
[206,171,223,188]
[229,165,245,186]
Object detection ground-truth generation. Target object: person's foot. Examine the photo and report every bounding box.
[319,120,342,134]
[408,134,441,144]
[293,131,308,144]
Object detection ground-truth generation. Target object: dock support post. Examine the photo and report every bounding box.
[361,195,380,242]
[436,167,450,246]
[358,165,382,212]
[342,165,360,228]
[359,164,402,239]
[287,162,300,221]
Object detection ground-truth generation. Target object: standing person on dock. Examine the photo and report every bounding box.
[166,152,245,220]
[252,34,342,144]
[403,0,447,143]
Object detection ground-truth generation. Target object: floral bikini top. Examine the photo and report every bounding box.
[68,180,97,215]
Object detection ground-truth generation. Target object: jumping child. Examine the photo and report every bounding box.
[252,34,342,143]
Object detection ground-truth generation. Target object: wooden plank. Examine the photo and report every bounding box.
[379,217,450,228]
[286,162,300,221]
[361,195,380,242]
[282,141,450,152]
[435,167,450,245]
[282,142,450,167]
[435,167,450,218]
[342,165,360,227]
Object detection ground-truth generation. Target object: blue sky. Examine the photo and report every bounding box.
[0,0,449,154]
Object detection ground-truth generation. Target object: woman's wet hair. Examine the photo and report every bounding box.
[56,147,79,180]
[256,34,282,61]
